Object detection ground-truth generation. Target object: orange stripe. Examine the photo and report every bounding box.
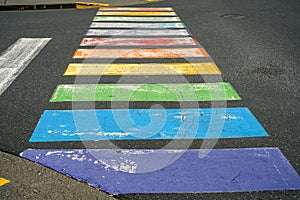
[199,48,209,57]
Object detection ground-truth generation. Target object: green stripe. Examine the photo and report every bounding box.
[50,83,241,102]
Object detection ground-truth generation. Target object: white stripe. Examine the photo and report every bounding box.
[0,38,51,96]
[93,16,181,22]
[86,29,190,36]
[90,22,185,28]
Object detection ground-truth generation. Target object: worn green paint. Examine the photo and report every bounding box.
[50,83,241,102]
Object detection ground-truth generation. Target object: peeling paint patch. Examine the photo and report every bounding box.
[96,11,177,16]
[73,48,208,59]
[86,29,190,37]
[93,16,181,22]
[49,82,240,102]
[0,38,51,96]
[99,7,173,11]
[28,108,268,142]
[80,37,199,47]
[64,62,221,76]
[90,22,186,29]
[20,148,300,194]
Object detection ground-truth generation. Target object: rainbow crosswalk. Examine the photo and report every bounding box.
[21,7,300,195]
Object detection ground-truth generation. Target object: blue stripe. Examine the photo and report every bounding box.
[21,148,300,194]
[29,108,268,142]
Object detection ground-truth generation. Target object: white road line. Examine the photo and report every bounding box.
[0,38,51,96]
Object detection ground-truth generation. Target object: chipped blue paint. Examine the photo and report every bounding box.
[21,148,300,194]
[29,108,268,142]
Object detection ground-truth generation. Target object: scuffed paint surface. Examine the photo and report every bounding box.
[64,62,221,76]
[28,108,268,142]
[96,11,177,16]
[86,29,190,37]
[90,22,186,29]
[49,82,240,102]
[21,148,300,194]
[0,38,51,96]
[73,48,208,59]
[99,7,174,11]
[93,16,181,22]
[80,37,198,46]
[74,47,208,58]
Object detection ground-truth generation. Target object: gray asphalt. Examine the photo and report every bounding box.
[0,151,117,200]
[0,0,299,199]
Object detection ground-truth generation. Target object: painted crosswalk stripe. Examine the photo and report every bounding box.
[64,62,221,76]
[21,148,300,194]
[76,2,109,8]
[99,7,174,11]
[80,37,199,47]
[90,22,186,29]
[73,48,208,59]
[86,29,190,36]
[0,38,51,96]
[93,16,181,22]
[29,108,268,142]
[96,11,177,16]
[49,82,241,102]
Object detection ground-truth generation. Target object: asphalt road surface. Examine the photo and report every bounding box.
[0,0,299,199]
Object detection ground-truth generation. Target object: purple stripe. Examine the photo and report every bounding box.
[21,148,300,194]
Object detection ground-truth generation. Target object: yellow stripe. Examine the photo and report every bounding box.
[0,178,10,187]
[76,2,109,9]
[97,11,176,16]
[64,63,222,76]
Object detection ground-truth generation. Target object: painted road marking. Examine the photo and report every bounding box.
[21,148,300,194]
[80,37,199,47]
[93,16,181,22]
[0,178,10,186]
[29,108,268,142]
[90,22,186,29]
[86,29,190,36]
[96,11,177,16]
[99,7,174,11]
[64,62,221,76]
[0,38,51,96]
[76,2,109,9]
[49,82,241,102]
[73,48,208,59]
